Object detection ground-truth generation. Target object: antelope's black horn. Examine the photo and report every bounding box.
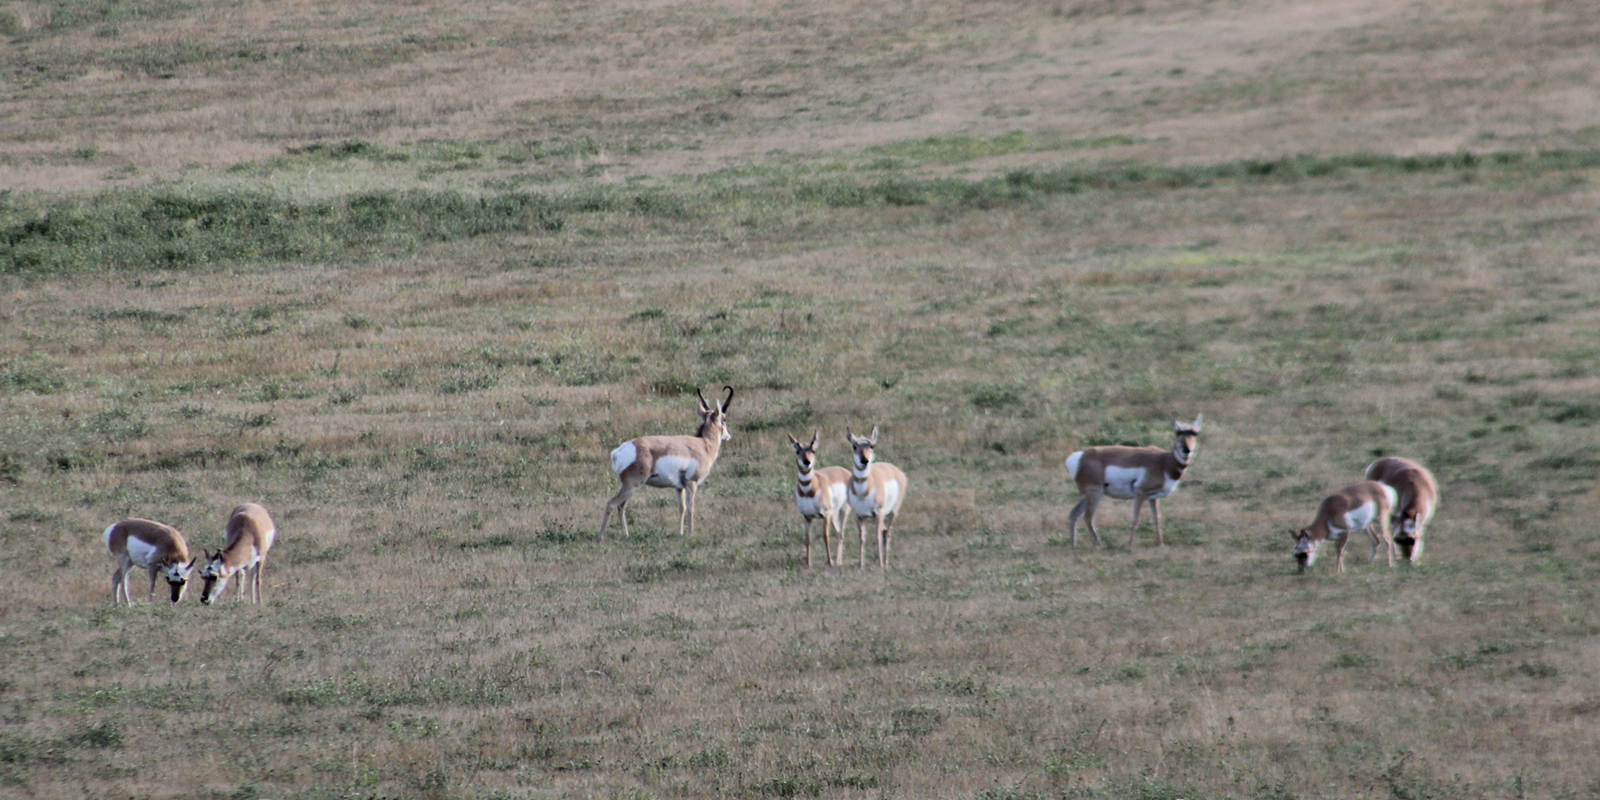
[721,385,734,411]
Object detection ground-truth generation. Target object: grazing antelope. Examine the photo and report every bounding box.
[104,518,197,606]
[1364,457,1438,562]
[1064,414,1203,549]
[599,386,734,539]
[1288,480,1398,574]
[845,426,908,569]
[200,503,278,605]
[789,432,850,568]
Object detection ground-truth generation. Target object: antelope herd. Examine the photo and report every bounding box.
[103,504,277,606]
[96,388,1442,606]
[595,391,1437,574]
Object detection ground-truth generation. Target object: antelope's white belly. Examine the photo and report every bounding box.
[1334,501,1379,536]
[646,455,700,488]
[850,479,902,517]
[1102,466,1145,499]
[1101,466,1181,500]
[124,536,161,568]
[1065,451,1084,479]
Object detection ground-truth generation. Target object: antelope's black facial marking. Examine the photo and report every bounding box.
[1394,535,1417,561]
[1291,531,1317,573]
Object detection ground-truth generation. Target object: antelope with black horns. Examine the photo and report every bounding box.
[600,386,734,539]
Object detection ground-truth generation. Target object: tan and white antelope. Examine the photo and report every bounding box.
[1288,480,1398,574]
[199,503,278,605]
[1364,457,1438,563]
[845,426,908,569]
[789,432,850,568]
[1064,414,1203,549]
[104,518,197,606]
[599,386,734,539]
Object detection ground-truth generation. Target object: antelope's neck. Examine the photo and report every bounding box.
[219,538,258,567]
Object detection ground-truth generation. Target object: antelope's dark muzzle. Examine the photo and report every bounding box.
[200,577,219,604]
[1395,535,1416,561]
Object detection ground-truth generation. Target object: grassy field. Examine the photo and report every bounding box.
[3,1,1600,798]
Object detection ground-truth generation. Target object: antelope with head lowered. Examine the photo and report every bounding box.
[1364,456,1438,562]
[1065,414,1203,549]
[104,518,197,606]
[1289,480,1398,574]
[845,426,908,569]
[788,432,850,568]
[200,503,278,605]
[599,386,734,539]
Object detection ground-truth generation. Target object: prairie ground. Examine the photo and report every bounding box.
[2,1,1599,798]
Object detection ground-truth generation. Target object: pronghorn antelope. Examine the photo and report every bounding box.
[200,503,278,605]
[599,386,734,539]
[104,518,197,606]
[1288,480,1398,574]
[1064,415,1203,549]
[845,427,908,569]
[1364,457,1438,562]
[788,432,850,568]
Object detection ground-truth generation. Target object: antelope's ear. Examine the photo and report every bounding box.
[787,433,800,447]
[868,425,880,444]
[844,427,854,443]
[809,431,819,449]
[1284,529,1299,542]
[1192,413,1204,431]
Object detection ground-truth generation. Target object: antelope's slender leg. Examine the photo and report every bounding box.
[600,480,641,539]
[838,508,851,566]
[1151,499,1164,547]
[1128,496,1146,549]
[1082,493,1105,548]
[882,510,897,568]
[858,517,868,569]
[1067,498,1086,549]
[804,518,814,568]
[683,483,698,537]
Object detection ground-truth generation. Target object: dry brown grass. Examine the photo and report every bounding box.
[6,0,1600,188]
[4,1,1600,799]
